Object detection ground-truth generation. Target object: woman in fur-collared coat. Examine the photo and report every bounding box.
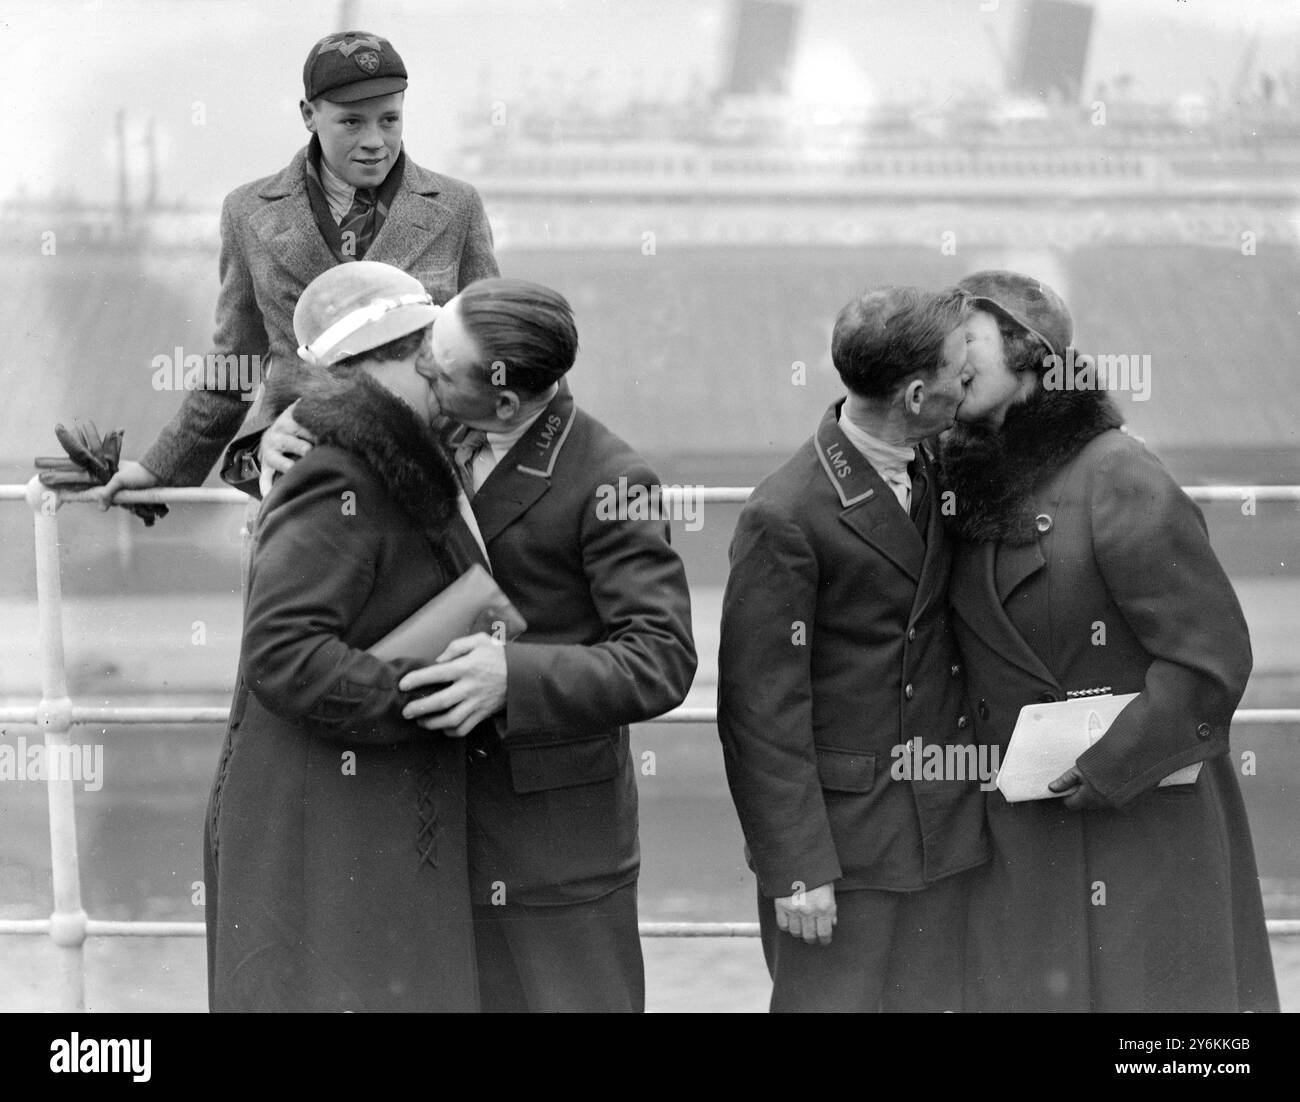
[204,267,487,1012]
[939,271,1278,1013]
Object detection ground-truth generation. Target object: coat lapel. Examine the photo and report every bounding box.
[252,149,335,289]
[253,146,450,278]
[995,540,1046,603]
[367,156,448,272]
[815,404,924,583]
[466,382,576,545]
[949,438,1080,690]
[952,540,1059,689]
[989,464,1076,603]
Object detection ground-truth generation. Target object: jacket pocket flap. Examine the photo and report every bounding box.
[508,736,619,794]
[816,748,876,794]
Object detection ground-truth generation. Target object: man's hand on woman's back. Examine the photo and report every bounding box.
[258,401,316,496]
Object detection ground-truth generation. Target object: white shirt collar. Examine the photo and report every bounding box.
[319,157,357,225]
[467,391,562,492]
[838,409,917,511]
[485,406,548,462]
[837,410,916,473]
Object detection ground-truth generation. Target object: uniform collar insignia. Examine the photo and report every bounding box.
[814,402,878,509]
[515,382,575,479]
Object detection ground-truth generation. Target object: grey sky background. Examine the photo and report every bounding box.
[10,0,1300,206]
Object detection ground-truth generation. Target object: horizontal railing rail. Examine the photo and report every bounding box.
[2,703,1299,726]
[0,918,777,938]
[6,484,1300,505]
[3,479,1299,1012]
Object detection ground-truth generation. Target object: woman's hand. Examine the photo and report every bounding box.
[1048,766,1110,811]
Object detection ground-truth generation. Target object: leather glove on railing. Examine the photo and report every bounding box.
[35,422,169,527]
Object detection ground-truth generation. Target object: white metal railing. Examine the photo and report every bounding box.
[2,479,1299,1013]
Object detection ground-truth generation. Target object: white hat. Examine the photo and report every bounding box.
[294,261,440,367]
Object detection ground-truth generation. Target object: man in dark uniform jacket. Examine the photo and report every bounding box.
[399,278,697,1012]
[97,30,498,501]
[717,286,989,1012]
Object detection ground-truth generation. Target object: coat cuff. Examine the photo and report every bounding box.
[754,857,843,900]
[1076,725,1229,807]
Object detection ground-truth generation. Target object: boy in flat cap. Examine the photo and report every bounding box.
[98,30,499,501]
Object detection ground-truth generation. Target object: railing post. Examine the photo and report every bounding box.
[24,476,87,1011]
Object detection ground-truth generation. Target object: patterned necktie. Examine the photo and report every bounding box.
[454,430,489,497]
[339,187,378,260]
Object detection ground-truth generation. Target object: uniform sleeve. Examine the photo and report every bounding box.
[141,194,268,485]
[1075,442,1252,806]
[457,185,499,288]
[240,450,422,743]
[716,499,841,898]
[501,460,696,736]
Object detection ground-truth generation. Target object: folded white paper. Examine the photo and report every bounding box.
[996,692,1202,802]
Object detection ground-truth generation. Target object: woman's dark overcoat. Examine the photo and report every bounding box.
[942,389,1278,1013]
[204,372,484,1012]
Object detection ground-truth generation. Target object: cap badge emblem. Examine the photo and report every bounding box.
[318,33,382,58]
[354,50,381,73]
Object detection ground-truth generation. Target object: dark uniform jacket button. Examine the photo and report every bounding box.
[950,664,961,678]
[904,683,914,700]
[1035,513,1053,533]
[957,715,969,729]
[977,699,990,721]
[1196,722,1212,739]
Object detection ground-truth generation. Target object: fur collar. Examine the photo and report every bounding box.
[937,387,1124,545]
[268,368,460,537]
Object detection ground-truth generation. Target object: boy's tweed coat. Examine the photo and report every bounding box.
[142,145,498,487]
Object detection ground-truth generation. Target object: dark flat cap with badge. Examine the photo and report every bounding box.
[304,31,407,103]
